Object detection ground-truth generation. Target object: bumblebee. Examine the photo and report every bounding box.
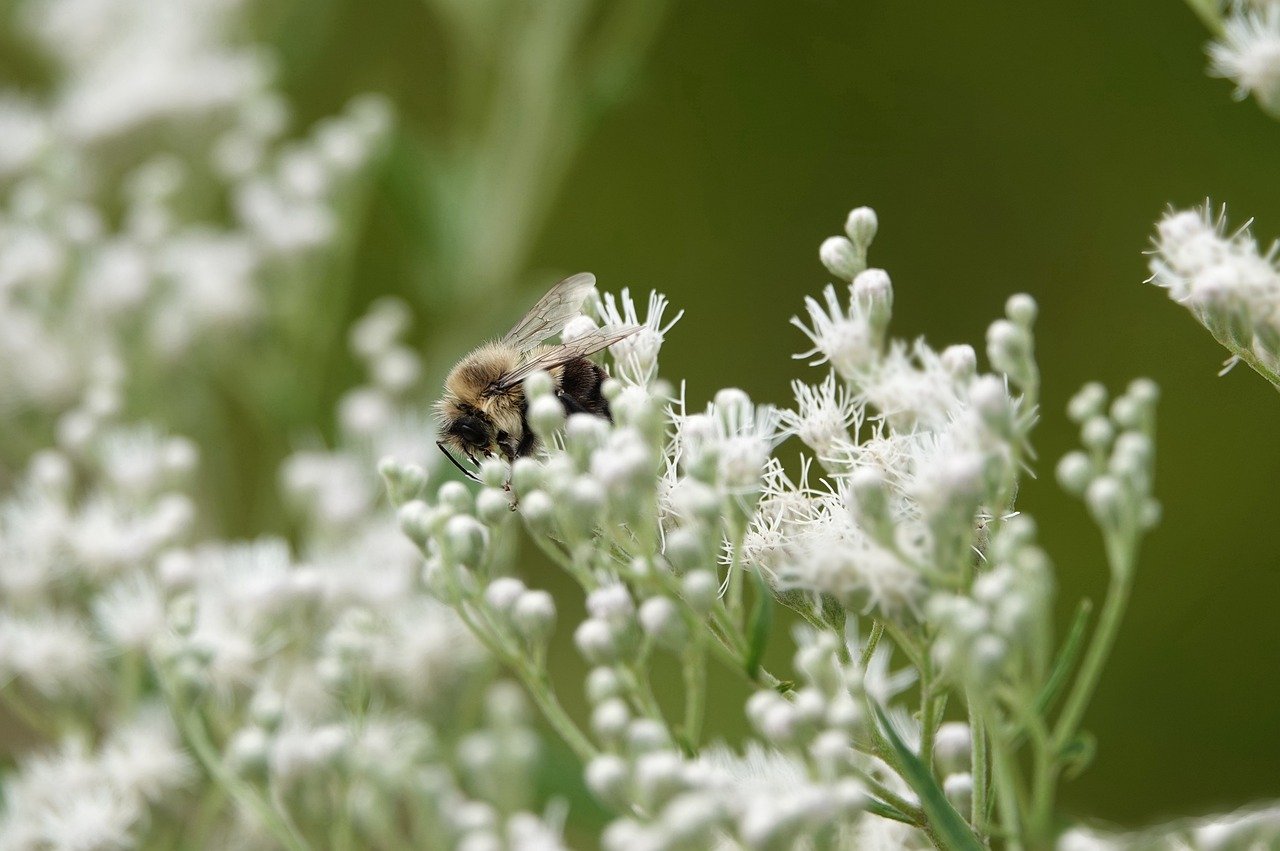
[436,273,639,479]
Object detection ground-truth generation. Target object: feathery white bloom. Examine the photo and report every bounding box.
[792,283,879,379]
[0,612,102,698]
[780,373,863,459]
[596,289,683,385]
[94,571,167,652]
[100,705,195,804]
[857,340,968,431]
[1211,4,1280,116]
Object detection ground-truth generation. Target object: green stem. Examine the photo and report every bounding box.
[1051,545,1133,751]
[860,620,885,669]
[680,638,707,751]
[969,705,989,839]
[1183,0,1225,37]
[985,712,1025,849]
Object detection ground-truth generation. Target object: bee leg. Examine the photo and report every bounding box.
[556,390,591,417]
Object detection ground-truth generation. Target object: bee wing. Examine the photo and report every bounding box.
[491,326,642,392]
[502,272,599,353]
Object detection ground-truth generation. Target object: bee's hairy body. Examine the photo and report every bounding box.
[439,341,611,463]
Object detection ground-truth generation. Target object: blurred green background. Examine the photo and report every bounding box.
[11,0,1280,833]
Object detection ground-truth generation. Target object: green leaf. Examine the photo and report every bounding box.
[871,702,985,851]
[1036,598,1093,716]
[744,567,773,681]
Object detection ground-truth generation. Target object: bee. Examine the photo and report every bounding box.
[436,273,640,480]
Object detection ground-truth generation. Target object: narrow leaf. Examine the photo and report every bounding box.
[744,567,773,680]
[871,702,985,851]
[1036,598,1093,716]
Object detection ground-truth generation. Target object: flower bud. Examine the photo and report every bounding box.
[627,719,672,754]
[934,722,972,775]
[522,370,554,399]
[820,236,862,281]
[478,458,508,488]
[1081,417,1115,453]
[1005,293,1037,327]
[635,750,685,810]
[476,487,512,525]
[512,590,556,645]
[664,524,712,573]
[529,394,566,442]
[943,772,974,814]
[438,481,474,515]
[398,500,436,545]
[565,476,606,536]
[1085,475,1126,532]
[575,618,619,665]
[852,268,893,331]
[443,515,487,565]
[586,755,632,809]
[484,577,526,613]
[509,457,542,493]
[639,597,687,650]
[681,570,719,616]
[1067,382,1107,424]
[586,667,624,703]
[941,344,978,380]
[844,206,878,247]
[1056,451,1093,496]
[517,490,555,530]
[592,698,631,744]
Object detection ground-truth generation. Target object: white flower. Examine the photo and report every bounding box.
[856,341,967,431]
[0,612,102,698]
[780,373,863,459]
[792,283,879,379]
[99,705,195,804]
[1211,4,1280,116]
[94,571,167,653]
[596,289,683,385]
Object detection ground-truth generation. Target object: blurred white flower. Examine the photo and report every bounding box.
[1210,4,1280,116]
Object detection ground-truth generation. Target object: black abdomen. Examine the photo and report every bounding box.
[558,358,612,419]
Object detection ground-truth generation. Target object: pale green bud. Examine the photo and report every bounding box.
[1067,382,1108,424]
[475,487,512,525]
[484,577,526,614]
[517,489,554,530]
[820,236,862,281]
[1081,416,1115,453]
[478,458,507,488]
[844,206,878,247]
[575,618,619,664]
[522,370,554,399]
[586,755,632,810]
[681,570,719,616]
[1005,293,1037,327]
[438,481,473,515]
[397,500,436,545]
[586,667,624,703]
[510,458,542,493]
[1056,451,1093,496]
[443,515,487,565]
[592,698,631,744]
[529,394,566,443]
[512,590,556,645]
[638,597,687,650]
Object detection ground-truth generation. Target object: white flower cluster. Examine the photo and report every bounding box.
[1148,203,1280,386]
[390,206,1173,848]
[1209,1,1280,117]
[0,0,390,460]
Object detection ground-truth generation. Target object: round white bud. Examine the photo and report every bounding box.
[591,698,631,744]
[438,481,474,514]
[517,490,555,530]
[1067,382,1108,424]
[586,755,631,809]
[484,578,526,613]
[1056,451,1094,497]
[1005,293,1038,327]
[522,370,554,399]
[398,500,435,545]
[820,236,861,281]
[941,344,978,380]
[664,525,710,573]
[844,206,878,246]
[478,458,508,488]
[627,719,672,754]
[529,394,567,441]
[443,515,487,565]
[509,458,543,493]
[1081,416,1115,453]
[587,584,635,624]
[1085,476,1126,532]
[639,597,687,650]
[575,618,619,665]
[681,571,719,616]
[475,487,512,525]
[943,772,974,814]
[934,722,972,774]
[635,750,685,810]
[586,667,625,703]
[512,590,556,644]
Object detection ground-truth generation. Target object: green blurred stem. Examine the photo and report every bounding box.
[680,637,707,751]
[860,620,885,668]
[969,705,989,838]
[1051,539,1133,751]
[1183,0,1225,37]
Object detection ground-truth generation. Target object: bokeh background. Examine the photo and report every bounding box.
[4,0,1278,836]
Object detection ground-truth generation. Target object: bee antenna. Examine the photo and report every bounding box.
[436,440,482,483]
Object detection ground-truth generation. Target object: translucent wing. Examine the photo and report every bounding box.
[502,272,598,353]
[491,326,642,393]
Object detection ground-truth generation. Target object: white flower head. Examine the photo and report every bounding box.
[1211,5,1280,116]
[596,288,683,385]
[792,283,879,380]
[780,372,863,459]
